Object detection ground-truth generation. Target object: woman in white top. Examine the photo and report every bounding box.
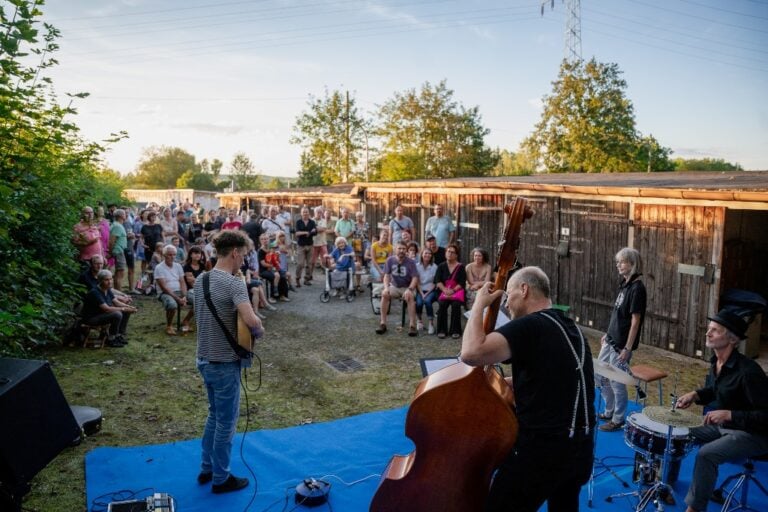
[415,248,438,334]
[159,207,178,245]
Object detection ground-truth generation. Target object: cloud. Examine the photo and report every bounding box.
[364,1,435,30]
[527,97,543,109]
[170,122,245,136]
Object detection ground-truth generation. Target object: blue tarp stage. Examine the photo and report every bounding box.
[85,405,768,511]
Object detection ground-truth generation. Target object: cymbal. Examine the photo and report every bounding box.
[592,359,636,386]
[643,406,703,428]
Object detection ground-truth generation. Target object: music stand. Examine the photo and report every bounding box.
[419,357,460,377]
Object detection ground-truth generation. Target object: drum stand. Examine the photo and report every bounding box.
[606,399,681,511]
[589,386,630,507]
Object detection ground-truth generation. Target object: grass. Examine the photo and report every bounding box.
[22,274,710,511]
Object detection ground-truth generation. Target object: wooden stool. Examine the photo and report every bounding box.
[631,364,668,405]
[80,324,108,348]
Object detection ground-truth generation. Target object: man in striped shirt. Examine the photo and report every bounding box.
[194,230,263,494]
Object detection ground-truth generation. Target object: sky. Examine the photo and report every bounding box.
[34,0,768,177]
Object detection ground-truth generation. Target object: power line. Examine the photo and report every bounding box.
[677,0,768,21]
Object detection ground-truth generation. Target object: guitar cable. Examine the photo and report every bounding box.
[238,353,263,512]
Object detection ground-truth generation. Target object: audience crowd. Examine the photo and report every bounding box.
[72,199,484,345]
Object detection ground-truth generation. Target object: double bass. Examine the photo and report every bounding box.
[369,198,533,512]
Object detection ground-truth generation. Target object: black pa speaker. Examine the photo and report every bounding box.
[0,358,80,489]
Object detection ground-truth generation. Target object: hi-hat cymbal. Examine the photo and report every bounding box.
[643,406,703,428]
[592,359,636,386]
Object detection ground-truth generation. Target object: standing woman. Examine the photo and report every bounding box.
[415,248,438,334]
[160,207,178,245]
[95,206,112,266]
[435,244,467,339]
[465,247,492,308]
[352,211,370,291]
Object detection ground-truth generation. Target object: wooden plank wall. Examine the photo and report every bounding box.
[634,204,721,357]
[557,199,630,331]
[516,196,558,298]
[458,194,505,268]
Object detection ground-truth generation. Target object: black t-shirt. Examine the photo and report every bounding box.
[606,274,647,351]
[295,218,317,246]
[242,220,262,246]
[497,309,595,434]
[141,223,163,250]
[432,247,447,266]
[82,287,114,320]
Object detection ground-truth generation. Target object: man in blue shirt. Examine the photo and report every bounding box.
[424,204,455,248]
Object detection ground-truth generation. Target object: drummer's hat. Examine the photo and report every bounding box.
[707,308,749,340]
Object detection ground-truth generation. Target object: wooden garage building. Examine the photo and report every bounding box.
[220,172,768,359]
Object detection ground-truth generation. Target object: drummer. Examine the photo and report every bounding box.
[676,308,768,512]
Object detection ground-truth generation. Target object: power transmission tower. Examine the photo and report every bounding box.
[541,0,582,62]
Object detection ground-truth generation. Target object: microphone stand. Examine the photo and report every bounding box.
[589,382,630,507]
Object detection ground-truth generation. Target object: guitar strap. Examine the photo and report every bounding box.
[202,272,252,359]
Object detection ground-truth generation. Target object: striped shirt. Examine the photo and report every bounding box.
[194,269,249,363]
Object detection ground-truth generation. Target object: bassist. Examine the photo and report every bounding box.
[461,267,595,512]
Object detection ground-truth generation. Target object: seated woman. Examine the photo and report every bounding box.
[81,269,138,347]
[434,244,467,339]
[328,236,355,293]
[241,239,274,319]
[367,229,392,282]
[415,248,438,334]
[465,247,492,308]
[259,234,288,302]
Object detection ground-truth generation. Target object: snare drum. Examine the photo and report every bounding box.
[624,411,692,460]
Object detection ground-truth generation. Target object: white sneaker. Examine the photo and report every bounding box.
[331,289,338,297]
[428,323,435,335]
[264,303,277,311]
[417,321,424,331]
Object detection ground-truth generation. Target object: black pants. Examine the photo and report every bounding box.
[436,298,463,336]
[486,429,594,512]
[84,311,131,336]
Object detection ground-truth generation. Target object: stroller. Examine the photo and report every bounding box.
[320,267,356,303]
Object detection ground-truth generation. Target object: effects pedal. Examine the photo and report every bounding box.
[147,493,175,512]
[295,478,331,507]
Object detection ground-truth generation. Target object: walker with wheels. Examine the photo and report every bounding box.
[320,267,356,303]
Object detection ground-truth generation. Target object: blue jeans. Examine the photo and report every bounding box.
[415,289,437,319]
[198,360,241,485]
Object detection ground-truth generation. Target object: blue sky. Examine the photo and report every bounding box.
[38,0,768,176]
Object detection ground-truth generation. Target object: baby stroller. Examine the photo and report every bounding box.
[320,267,356,303]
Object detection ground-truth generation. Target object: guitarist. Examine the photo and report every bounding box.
[461,266,595,512]
[194,230,263,495]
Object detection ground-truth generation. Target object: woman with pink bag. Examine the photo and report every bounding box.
[434,243,467,339]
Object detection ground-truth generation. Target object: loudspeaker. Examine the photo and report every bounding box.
[0,358,79,489]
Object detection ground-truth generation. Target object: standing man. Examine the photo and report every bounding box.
[388,205,414,245]
[375,241,419,337]
[676,309,768,512]
[461,267,595,511]
[294,207,317,287]
[242,212,263,248]
[598,247,647,432]
[261,206,283,240]
[424,204,455,248]
[334,208,355,240]
[194,230,263,494]
[108,209,129,292]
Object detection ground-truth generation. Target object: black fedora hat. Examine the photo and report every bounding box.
[707,309,749,340]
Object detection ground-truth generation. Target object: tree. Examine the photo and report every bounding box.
[673,157,743,172]
[296,152,325,187]
[131,146,198,188]
[229,152,262,190]
[176,169,218,190]
[374,80,497,180]
[290,89,368,184]
[0,1,124,354]
[490,149,535,176]
[265,177,285,190]
[522,59,670,173]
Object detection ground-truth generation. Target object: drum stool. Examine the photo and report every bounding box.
[630,364,668,405]
[712,453,768,512]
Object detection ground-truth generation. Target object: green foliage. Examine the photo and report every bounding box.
[490,149,535,176]
[230,151,263,190]
[0,0,125,354]
[523,59,672,173]
[374,80,497,180]
[264,177,286,189]
[673,157,743,172]
[290,89,368,184]
[296,152,325,186]
[176,168,218,190]
[129,146,198,188]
